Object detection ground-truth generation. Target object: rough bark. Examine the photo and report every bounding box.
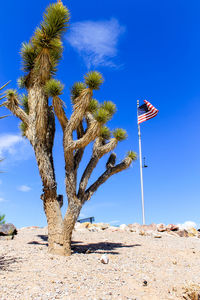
[5,82,65,255]
[63,196,82,255]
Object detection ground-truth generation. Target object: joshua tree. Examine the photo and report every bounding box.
[2,1,137,255]
[2,2,69,254]
[48,73,137,255]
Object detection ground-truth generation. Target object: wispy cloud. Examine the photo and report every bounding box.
[0,134,23,156]
[66,18,125,68]
[0,197,5,202]
[0,134,33,163]
[18,185,31,192]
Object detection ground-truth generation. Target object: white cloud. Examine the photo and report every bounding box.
[66,18,125,68]
[0,134,33,163]
[18,185,31,192]
[0,134,23,156]
[0,197,5,202]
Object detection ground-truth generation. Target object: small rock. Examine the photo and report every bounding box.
[140,223,157,232]
[127,223,140,232]
[139,230,146,236]
[96,223,110,230]
[100,254,109,264]
[157,223,167,232]
[0,223,17,236]
[119,224,128,231]
[166,224,179,231]
[152,233,162,238]
[176,230,189,237]
[143,280,148,286]
[187,227,198,237]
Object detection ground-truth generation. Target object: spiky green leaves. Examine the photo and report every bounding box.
[21,3,70,76]
[127,151,137,161]
[84,71,103,90]
[94,107,110,124]
[88,98,98,113]
[6,89,18,98]
[101,101,116,117]
[45,79,64,97]
[100,126,111,140]
[21,42,37,72]
[71,82,86,102]
[94,101,116,124]
[113,128,127,141]
[41,3,70,39]
[32,3,69,48]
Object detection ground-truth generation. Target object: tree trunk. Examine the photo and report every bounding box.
[63,197,82,255]
[42,189,65,255]
[34,142,64,255]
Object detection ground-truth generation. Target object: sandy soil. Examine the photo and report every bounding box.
[0,226,200,300]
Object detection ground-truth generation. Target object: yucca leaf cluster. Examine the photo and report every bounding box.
[113,128,127,141]
[100,126,111,140]
[45,79,64,97]
[6,89,18,99]
[88,98,98,113]
[94,101,116,124]
[127,151,137,161]
[71,82,86,103]
[84,71,103,90]
[20,3,70,78]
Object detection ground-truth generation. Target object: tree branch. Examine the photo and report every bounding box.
[3,98,29,125]
[53,96,68,130]
[74,122,85,172]
[69,88,92,132]
[83,157,132,202]
[78,137,118,199]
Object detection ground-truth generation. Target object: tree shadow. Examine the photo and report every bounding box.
[0,255,21,271]
[71,241,141,255]
[27,234,141,255]
[28,234,48,246]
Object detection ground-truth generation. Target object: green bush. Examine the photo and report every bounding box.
[0,214,5,225]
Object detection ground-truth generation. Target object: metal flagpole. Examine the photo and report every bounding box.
[137,100,145,225]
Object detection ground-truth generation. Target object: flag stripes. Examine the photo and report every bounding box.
[138,100,158,124]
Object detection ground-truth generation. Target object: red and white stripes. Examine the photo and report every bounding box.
[138,100,158,124]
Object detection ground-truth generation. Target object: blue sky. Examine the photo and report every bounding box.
[0,0,199,228]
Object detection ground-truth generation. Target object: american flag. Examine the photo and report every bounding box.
[137,100,158,124]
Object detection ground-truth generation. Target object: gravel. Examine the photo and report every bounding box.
[0,226,200,299]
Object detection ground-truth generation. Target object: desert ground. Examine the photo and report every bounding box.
[0,225,200,300]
